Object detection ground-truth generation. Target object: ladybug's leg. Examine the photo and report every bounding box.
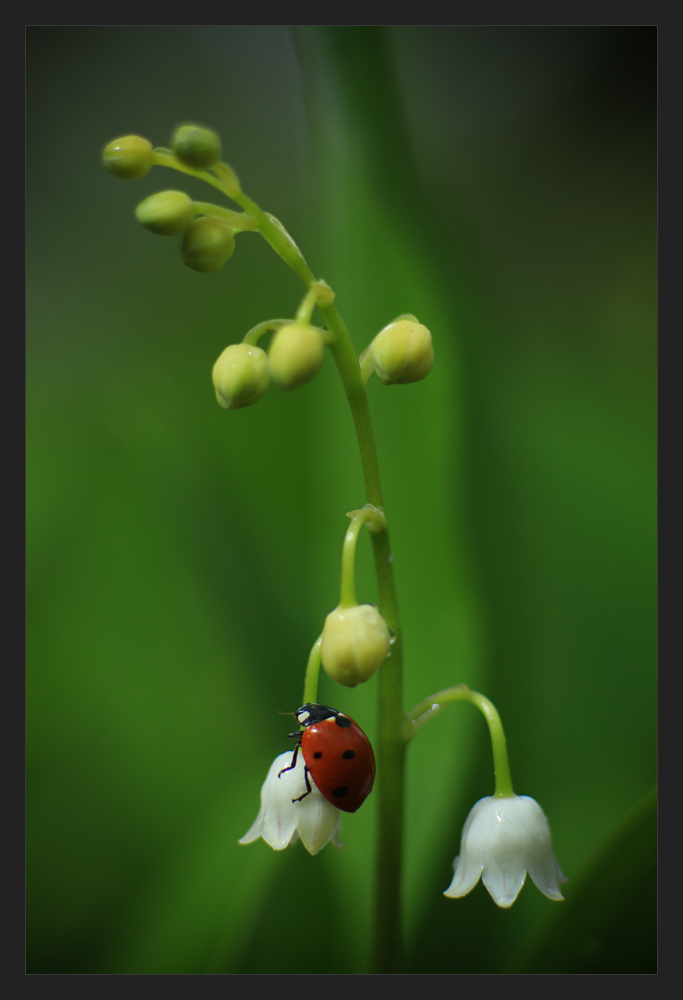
[292,764,313,803]
[278,741,300,778]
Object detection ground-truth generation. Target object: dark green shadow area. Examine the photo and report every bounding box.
[508,786,657,973]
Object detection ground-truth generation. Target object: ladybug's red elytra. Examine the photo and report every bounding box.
[278,703,376,813]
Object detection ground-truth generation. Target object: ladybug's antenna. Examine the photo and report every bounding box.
[278,710,296,717]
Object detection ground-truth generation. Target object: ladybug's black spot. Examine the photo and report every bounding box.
[334,715,352,728]
[313,751,323,759]
[332,786,349,798]
[342,749,356,759]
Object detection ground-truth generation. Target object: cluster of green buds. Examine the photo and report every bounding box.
[102,124,247,274]
[212,319,328,409]
[211,281,333,409]
[103,124,399,685]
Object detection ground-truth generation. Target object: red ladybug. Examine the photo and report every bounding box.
[278,703,376,813]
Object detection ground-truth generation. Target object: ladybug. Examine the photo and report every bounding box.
[278,703,376,813]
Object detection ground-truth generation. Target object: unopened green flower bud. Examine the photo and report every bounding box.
[172,124,222,170]
[135,191,195,236]
[102,135,154,179]
[320,604,391,687]
[371,319,434,385]
[212,343,270,410]
[268,323,324,391]
[181,217,235,273]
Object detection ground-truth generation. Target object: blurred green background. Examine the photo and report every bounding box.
[26,26,656,973]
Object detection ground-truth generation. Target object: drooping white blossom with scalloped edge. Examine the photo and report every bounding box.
[239,750,343,855]
[444,794,566,908]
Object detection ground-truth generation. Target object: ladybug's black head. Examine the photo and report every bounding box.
[296,703,352,729]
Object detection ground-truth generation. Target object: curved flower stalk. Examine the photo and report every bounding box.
[405,687,566,909]
[444,794,566,908]
[239,750,343,855]
[321,506,391,687]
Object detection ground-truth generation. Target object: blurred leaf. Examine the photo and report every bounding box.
[507,786,657,973]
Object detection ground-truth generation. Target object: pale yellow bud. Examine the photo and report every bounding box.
[172,124,222,170]
[321,604,390,687]
[135,191,195,236]
[268,323,324,391]
[102,135,154,179]
[370,319,434,385]
[182,217,235,273]
[212,343,270,410]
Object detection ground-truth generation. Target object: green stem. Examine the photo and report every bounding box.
[159,156,406,973]
[246,207,404,970]
[295,288,318,324]
[242,319,328,348]
[339,507,386,608]
[153,149,229,196]
[192,202,257,230]
[302,636,323,706]
[404,686,515,798]
[242,320,292,347]
[230,190,318,288]
[359,347,376,385]
[318,302,404,972]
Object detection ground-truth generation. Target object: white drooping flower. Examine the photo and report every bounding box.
[444,794,567,908]
[239,750,343,855]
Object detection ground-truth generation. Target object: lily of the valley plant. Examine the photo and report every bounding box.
[102,123,565,973]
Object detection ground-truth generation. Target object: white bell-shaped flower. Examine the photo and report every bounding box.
[444,794,566,908]
[239,750,343,855]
